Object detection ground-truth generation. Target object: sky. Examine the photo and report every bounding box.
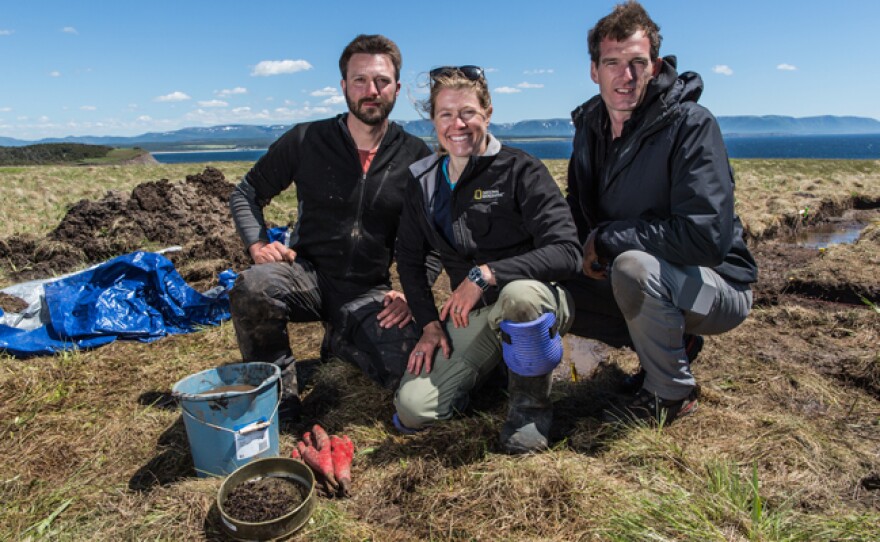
[2,0,878,141]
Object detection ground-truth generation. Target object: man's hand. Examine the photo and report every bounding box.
[377,290,413,329]
[407,321,450,375]
[582,229,608,280]
[249,240,297,264]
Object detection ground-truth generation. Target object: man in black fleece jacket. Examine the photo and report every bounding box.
[228,35,431,417]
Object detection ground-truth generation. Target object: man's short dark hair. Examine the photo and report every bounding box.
[339,34,402,81]
[588,0,662,64]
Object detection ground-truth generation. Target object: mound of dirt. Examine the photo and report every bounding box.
[0,167,252,289]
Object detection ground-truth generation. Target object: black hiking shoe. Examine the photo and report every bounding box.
[619,334,704,394]
[603,386,700,426]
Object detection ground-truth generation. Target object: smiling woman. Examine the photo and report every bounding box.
[391,66,583,454]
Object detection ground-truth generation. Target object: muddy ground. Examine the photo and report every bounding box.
[0,166,877,397]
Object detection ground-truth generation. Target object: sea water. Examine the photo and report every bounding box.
[152,133,880,163]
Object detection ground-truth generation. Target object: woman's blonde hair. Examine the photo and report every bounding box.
[419,70,492,120]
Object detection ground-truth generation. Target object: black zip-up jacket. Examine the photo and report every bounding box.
[230,114,431,287]
[566,57,757,285]
[397,136,582,327]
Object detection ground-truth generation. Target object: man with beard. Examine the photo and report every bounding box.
[229,34,432,418]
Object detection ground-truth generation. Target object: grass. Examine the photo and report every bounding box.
[0,159,878,540]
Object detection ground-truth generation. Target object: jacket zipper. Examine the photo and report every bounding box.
[604,109,675,189]
[344,170,368,275]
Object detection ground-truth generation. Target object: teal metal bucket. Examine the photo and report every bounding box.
[172,362,281,478]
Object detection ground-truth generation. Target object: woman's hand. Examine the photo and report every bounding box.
[440,277,484,328]
[407,321,450,375]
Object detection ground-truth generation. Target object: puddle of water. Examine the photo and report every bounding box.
[552,335,606,382]
[788,223,866,249]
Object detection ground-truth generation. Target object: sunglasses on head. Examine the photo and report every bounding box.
[429,65,485,83]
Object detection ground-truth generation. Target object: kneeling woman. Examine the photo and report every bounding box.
[393,66,582,453]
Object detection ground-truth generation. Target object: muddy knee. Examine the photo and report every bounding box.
[394,381,441,430]
[496,280,548,322]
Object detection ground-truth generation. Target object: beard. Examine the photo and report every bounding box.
[345,90,396,126]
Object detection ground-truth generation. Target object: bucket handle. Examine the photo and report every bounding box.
[238,420,271,434]
[180,394,281,435]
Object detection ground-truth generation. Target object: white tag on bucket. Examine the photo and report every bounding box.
[233,417,271,460]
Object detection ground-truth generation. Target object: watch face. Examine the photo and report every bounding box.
[468,266,487,290]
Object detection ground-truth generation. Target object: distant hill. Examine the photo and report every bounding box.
[0,143,154,166]
[717,115,880,135]
[1,115,878,150]
[398,118,576,138]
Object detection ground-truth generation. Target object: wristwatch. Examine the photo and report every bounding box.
[467,266,490,291]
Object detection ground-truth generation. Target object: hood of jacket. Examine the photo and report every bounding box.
[571,56,704,133]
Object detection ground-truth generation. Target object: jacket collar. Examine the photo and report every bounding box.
[409,133,501,180]
[336,113,401,152]
[571,56,697,135]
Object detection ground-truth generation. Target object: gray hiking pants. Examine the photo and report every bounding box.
[229,260,419,390]
[567,250,752,400]
[394,280,573,430]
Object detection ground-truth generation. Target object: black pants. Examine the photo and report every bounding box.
[228,259,418,390]
[562,273,633,349]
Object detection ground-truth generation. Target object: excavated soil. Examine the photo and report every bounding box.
[0,167,252,291]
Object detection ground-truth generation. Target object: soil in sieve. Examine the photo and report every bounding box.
[222,476,306,523]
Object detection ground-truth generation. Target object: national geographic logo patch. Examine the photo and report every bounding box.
[473,189,504,201]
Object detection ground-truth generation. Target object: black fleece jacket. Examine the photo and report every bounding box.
[230,114,431,287]
[566,57,757,285]
[397,137,582,328]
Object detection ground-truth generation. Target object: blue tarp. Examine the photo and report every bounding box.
[0,251,238,358]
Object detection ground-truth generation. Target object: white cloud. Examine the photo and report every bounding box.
[516,82,544,89]
[712,65,733,76]
[310,86,339,97]
[61,26,78,35]
[0,30,13,36]
[217,86,247,97]
[322,95,345,105]
[251,59,312,76]
[0,107,11,112]
[49,71,61,77]
[198,99,228,107]
[80,105,96,111]
[494,86,522,94]
[777,63,797,71]
[524,69,554,75]
[181,103,332,127]
[137,115,152,122]
[155,91,191,102]
[485,67,499,73]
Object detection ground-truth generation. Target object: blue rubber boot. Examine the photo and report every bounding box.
[499,313,562,454]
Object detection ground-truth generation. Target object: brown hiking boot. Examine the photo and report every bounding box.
[619,334,704,394]
[603,385,700,426]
